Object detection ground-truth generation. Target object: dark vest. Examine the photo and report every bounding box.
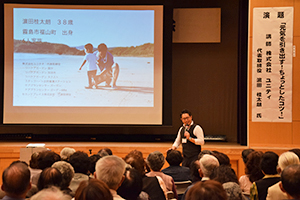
[142,176,166,200]
[180,124,202,159]
[256,176,280,200]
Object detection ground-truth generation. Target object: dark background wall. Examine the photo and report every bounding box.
[0,0,242,143]
[171,0,240,143]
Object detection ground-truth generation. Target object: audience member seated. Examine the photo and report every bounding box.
[181,154,219,200]
[250,151,280,200]
[29,152,42,182]
[197,150,213,160]
[162,149,191,182]
[210,165,246,200]
[32,150,61,185]
[60,147,76,161]
[52,161,75,196]
[68,151,91,193]
[37,167,63,191]
[98,148,113,156]
[30,186,72,200]
[146,151,178,199]
[124,150,166,200]
[242,149,255,164]
[239,149,255,194]
[95,155,126,200]
[185,180,228,200]
[289,148,300,159]
[266,152,300,200]
[212,151,231,166]
[88,154,101,178]
[1,162,32,200]
[190,160,201,183]
[279,164,300,199]
[75,179,113,200]
[239,151,264,195]
[117,168,149,200]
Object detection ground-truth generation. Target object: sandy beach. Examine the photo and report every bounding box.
[13,53,154,107]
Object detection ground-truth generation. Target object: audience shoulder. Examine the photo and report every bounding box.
[30,186,72,200]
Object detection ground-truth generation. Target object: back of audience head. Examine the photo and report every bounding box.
[199,154,219,178]
[69,151,91,175]
[242,148,255,164]
[89,154,101,175]
[117,168,143,200]
[288,148,300,159]
[190,160,201,182]
[280,164,300,199]
[37,167,63,191]
[277,152,300,173]
[95,155,126,190]
[2,162,31,197]
[260,151,279,175]
[210,165,238,184]
[223,182,245,200]
[124,150,146,176]
[75,179,113,200]
[60,147,76,161]
[245,151,264,182]
[52,161,75,190]
[29,152,40,169]
[185,180,227,200]
[98,148,113,156]
[166,149,183,166]
[30,186,72,200]
[197,150,213,160]
[212,151,231,166]
[146,151,165,171]
[38,150,61,170]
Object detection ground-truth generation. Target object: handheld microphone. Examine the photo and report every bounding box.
[185,124,189,131]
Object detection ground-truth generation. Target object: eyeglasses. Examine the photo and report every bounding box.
[181,117,190,120]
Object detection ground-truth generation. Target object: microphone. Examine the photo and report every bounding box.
[185,124,189,131]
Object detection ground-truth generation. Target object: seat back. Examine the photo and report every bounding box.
[175,180,192,195]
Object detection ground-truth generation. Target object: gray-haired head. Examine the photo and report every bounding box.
[60,147,75,161]
[52,161,75,189]
[199,154,219,177]
[30,186,71,200]
[95,155,126,190]
[278,152,300,171]
[146,151,165,171]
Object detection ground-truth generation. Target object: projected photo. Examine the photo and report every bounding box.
[13,8,154,107]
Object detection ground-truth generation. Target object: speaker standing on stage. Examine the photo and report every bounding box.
[171,109,205,168]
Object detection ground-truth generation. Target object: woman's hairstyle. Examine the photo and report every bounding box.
[245,151,264,182]
[75,179,113,200]
[124,150,146,176]
[185,180,227,200]
[241,149,255,164]
[210,165,238,184]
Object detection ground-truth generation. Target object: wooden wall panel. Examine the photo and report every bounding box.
[293,36,300,120]
[292,122,300,144]
[249,122,293,147]
[294,1,300,37]
[250,0,294,7]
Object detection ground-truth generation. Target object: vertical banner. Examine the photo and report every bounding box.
[252,7,293,122]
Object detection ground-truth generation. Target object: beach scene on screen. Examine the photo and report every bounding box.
[13,8,155,107]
